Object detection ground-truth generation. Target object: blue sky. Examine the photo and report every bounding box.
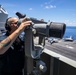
[0,0,76,26]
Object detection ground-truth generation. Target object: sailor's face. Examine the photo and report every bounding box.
[8,18,19,31]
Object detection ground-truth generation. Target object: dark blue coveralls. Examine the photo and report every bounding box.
[0,32,25,75]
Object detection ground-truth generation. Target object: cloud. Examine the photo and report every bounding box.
[45,5,56,9]
[64,19,76,26]
[44,0,54,5]
[29,8,33,10]
[41,1,56,9]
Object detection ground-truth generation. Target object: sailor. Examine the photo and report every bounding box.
[0,17,32,75]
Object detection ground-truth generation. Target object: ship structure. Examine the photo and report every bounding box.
[0,5,8,30]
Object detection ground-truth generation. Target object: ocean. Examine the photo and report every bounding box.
[63,26,76,40]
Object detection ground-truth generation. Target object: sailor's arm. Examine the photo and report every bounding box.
[0,19,32,54]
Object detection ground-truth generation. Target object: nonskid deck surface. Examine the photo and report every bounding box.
[45,40,76,61]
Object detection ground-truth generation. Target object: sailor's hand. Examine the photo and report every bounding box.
[18,18,32,30]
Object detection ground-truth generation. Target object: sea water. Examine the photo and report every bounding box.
[63,26,76,40]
